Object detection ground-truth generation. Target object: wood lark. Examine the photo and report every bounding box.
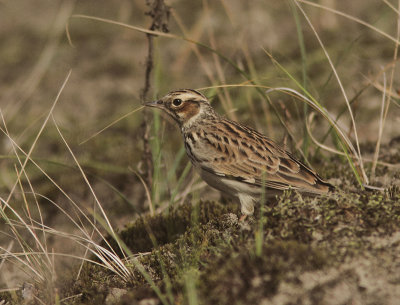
[146,89,333,217]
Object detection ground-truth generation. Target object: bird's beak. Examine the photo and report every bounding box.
[145,100,163,108]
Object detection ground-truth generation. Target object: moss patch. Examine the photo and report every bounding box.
[201,240,327,305]
[105,200,239,255]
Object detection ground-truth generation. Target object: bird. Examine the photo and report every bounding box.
[145,89,334,217]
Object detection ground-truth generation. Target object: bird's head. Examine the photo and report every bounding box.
[145,89,215,129]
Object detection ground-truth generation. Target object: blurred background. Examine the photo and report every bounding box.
[0,0,399,289]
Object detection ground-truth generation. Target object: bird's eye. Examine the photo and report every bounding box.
[172,98,182,107]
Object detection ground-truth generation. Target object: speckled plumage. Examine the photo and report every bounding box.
[146,89,333,215]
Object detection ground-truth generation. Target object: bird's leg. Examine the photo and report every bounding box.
[238,193,255,220]
[239,214,248,222]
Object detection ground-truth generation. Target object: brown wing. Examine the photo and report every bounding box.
[185,118,332,194]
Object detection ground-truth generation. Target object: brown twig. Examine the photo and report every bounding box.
[140,0,170,188]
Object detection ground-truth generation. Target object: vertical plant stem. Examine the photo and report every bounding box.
[290,0,310,158]
[140,0,171,188]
